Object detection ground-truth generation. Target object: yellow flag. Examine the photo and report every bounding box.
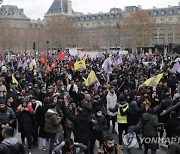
[12,74,18,84]
[84,70,97,86]
[74,59,86,71]
[142,73,163,87]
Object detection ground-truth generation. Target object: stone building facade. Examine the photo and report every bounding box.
[0,0,180,52]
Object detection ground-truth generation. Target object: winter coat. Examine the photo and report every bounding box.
[0,137,25,154]
[16,105,34,132]
[64,107,91,145]
[35,105,49,138]
[96,144,123,154]
[45,108,61,134]
[168,142,180,154]
[0,107,16,128]
[90,114,107,133]
[164,117,180,137]
[140,112,162,150]
[127,107,145,126]
[80,99,92,116]
[106,91,117,116]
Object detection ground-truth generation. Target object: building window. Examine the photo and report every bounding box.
[169,10,174,15]
[176,38,180,44]
[154,11,158,15]
[160,19,165,25]
[161,10,166,15]
[178,9,180,14]
[168,38,173,43]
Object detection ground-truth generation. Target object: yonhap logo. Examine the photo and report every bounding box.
[123,133,180,148]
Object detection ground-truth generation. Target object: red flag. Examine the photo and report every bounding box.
[57,51,66,61]
[50,60,57,69]
[68,57,73,68]
[45,65,51,74]
[40,54,46,65]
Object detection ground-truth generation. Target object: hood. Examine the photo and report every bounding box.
[46,109,56,117]
[142,113,152,122]
[130,101,137,108]
[2,138,17,146]
[78,115,89,122]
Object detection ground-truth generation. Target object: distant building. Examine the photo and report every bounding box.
[0,0,180,52]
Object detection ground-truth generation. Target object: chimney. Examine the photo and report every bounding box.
[20,8,24,13]
[153,6,156,9]
[138,5,142,10]
[67,0,73,16]
[168,5,171,8]
[179,2,180,6]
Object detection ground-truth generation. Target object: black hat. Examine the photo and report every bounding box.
[21,98,29,103]
[57,95,64,100]
[0,99,5,105]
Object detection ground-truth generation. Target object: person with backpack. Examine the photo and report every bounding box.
[0,126,25,154]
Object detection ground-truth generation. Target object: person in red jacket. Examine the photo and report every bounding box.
[16,98,34,154]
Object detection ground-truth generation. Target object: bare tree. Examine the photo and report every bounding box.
[122,10,156,51]
[45,15,75,49]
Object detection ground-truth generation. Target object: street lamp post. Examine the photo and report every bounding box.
[46,40,49,56]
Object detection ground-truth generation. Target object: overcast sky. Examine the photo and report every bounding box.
[2,0,180,19]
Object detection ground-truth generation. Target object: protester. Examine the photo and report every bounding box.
[109,94,129,148]
[96,135,123,154]
[0,126,25,154]
[52,139,87,154]
[45,102,61,154]
[16,98,34,154]
[90,107,107,154]
[140,108,163,154]
[0,98,16,142]
[106,86,117,133]
[167,127,180,154]
[0,50,179,154]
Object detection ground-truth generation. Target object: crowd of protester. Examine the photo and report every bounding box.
[0,51,179,154]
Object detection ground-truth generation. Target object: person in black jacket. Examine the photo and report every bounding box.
[90,107,107,154]
[168,127,180,154]
[0,99,16,143]
[0,126,25,154]
[16,98,34,154]
[64,102,91,154]
[164,111,180,140]
[154,92,173,138]
[126,101,145,153]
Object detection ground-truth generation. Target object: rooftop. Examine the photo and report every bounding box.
[0,5,29,20]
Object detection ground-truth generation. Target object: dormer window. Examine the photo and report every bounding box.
[161,10,166,15]
[154,11,158,15]
[169,10,174,14]
[178,9,180,14]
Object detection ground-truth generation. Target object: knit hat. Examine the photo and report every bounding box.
[0,99,5,105]
[130,101,137,108]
